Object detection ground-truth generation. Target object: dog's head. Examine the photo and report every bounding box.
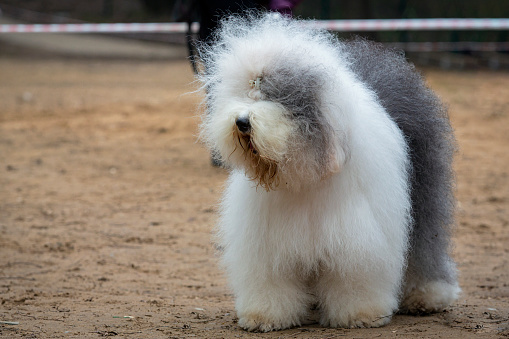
[198,13,349,191]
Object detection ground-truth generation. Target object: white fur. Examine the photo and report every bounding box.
[217,95,411,330]
[201,14,423,332]
[401,281,461,313]
[401,259,462,313]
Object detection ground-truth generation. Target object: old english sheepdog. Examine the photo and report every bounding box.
[197,13,461,331]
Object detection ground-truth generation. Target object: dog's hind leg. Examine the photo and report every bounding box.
[400,152,461,313]
[400,230,461,314]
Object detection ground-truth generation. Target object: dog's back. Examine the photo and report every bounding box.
[344,39,459,310]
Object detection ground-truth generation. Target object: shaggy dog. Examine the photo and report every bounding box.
[197,13,460,332]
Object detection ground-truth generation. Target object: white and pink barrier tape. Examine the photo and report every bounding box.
[0,22,198,33]
[1,18,508,33]
[301,18,509,31]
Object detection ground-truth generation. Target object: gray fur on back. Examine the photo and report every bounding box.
[343,39,457,285]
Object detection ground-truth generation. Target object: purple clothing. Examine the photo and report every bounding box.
[268,0,303,15]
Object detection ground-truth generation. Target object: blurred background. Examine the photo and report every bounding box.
[0,0,508,68]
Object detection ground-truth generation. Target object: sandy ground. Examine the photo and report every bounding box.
[0,48,508,338]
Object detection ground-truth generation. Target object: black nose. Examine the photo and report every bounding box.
[236,116,251,134]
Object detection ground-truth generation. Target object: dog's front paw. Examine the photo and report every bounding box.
[238,313,299,332]
[321,311,392,329]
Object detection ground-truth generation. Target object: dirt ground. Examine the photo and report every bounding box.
[0,50,508,338]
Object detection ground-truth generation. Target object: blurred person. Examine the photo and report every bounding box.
[268,0,303,16]
[173,0,303,63]
[197,0,261,44]
[197,0,303,43]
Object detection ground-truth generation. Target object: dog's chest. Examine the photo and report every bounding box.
[261,190,342,262]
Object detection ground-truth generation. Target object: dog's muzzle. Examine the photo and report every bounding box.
[235,116,257,154]
[236,116,251,134]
